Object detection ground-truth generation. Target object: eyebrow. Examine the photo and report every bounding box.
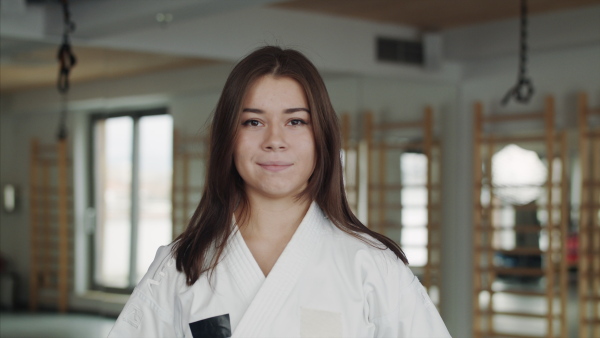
[242,108,311,114]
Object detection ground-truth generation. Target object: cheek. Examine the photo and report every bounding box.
[300,136,316,171]
[233,136,250,169]
[233,150,249,169]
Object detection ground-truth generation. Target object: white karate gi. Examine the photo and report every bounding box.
[108,202,451,337]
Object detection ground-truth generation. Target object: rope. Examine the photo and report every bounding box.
[56,0,76,140]
[502,0,534,105]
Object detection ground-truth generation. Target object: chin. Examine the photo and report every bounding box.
[253,184,306,200]
[262,189,302,200]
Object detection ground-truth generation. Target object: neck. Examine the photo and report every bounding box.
[237,193,312,241]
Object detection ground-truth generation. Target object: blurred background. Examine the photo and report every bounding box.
[0,0,599,337]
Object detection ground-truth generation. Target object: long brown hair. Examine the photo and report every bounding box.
[173,46,407,286]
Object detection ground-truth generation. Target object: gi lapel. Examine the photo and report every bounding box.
[232,202,327,337]
[223,227,266,303]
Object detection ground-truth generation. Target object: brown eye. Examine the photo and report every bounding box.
[289,119,307,126]
[242,119,262,127]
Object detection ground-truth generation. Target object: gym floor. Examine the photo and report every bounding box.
[0,312,116,338]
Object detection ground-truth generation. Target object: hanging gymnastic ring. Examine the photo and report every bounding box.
[515,78,534,103]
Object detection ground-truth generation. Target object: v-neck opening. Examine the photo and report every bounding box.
[233,202,317,279]
[232,201,327,336]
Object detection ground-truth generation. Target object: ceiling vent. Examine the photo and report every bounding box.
[376,37,424,65]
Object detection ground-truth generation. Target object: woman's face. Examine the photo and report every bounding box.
[234,75,315,201]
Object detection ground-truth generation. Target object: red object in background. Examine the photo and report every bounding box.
[567,233,578,266]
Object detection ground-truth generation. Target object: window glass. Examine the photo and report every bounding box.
[400,152,428,266]
[95,116,133,288]
[136,115,173,282]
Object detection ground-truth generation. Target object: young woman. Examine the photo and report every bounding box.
[109,46,450,338]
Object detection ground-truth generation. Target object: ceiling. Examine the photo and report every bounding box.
[273,0,600,30]
[0,41,217,92]
[1,0,598,93]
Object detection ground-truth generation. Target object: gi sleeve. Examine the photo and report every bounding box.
[367,254,451,338]
[108,245,183,338]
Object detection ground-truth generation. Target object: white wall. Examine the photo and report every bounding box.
[461,44,600,121]
[325,74,457,122]
[444,6,600,61]
[0,112,18,275]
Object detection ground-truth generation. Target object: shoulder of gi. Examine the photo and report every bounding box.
[327,227,450,337]
[108,243,187,338]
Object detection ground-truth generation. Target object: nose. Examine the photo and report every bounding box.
[262,124,287,151]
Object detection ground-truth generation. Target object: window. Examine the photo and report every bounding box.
[399,152,428,267]
[90,109,173,291]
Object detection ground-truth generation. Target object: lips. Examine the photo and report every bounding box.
[258,161,293,172]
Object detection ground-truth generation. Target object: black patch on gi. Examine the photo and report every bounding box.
[189,314,231,338]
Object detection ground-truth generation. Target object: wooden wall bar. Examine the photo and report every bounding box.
[363,107,442,307]
[577,92,600,338]
[171,130,207,238]
[472,96,568,337]
[28,139,72,312]
[340,113,360,213]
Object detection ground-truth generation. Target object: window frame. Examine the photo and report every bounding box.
[88,107,169,293]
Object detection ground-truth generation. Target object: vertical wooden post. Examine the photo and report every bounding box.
[424,106,433,291]
[341,113,351,194]
[434,133,443,310]
[592,135,600,338]
[341,113,350,152]
[365,111,373,229]
[378,140,386,235]
[41,158,50,288]
[29,140,39,312]
[544,95,555,338]
[172,130,179,238]
[182,139,190,232]
[472,102,483,338]
[57,139,69,312]
[559,131,568,338]
[485,136,495,336]
[578,92,589,338]
[354,135,361,215]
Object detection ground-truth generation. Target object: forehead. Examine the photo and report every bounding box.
[242,75,308,107]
